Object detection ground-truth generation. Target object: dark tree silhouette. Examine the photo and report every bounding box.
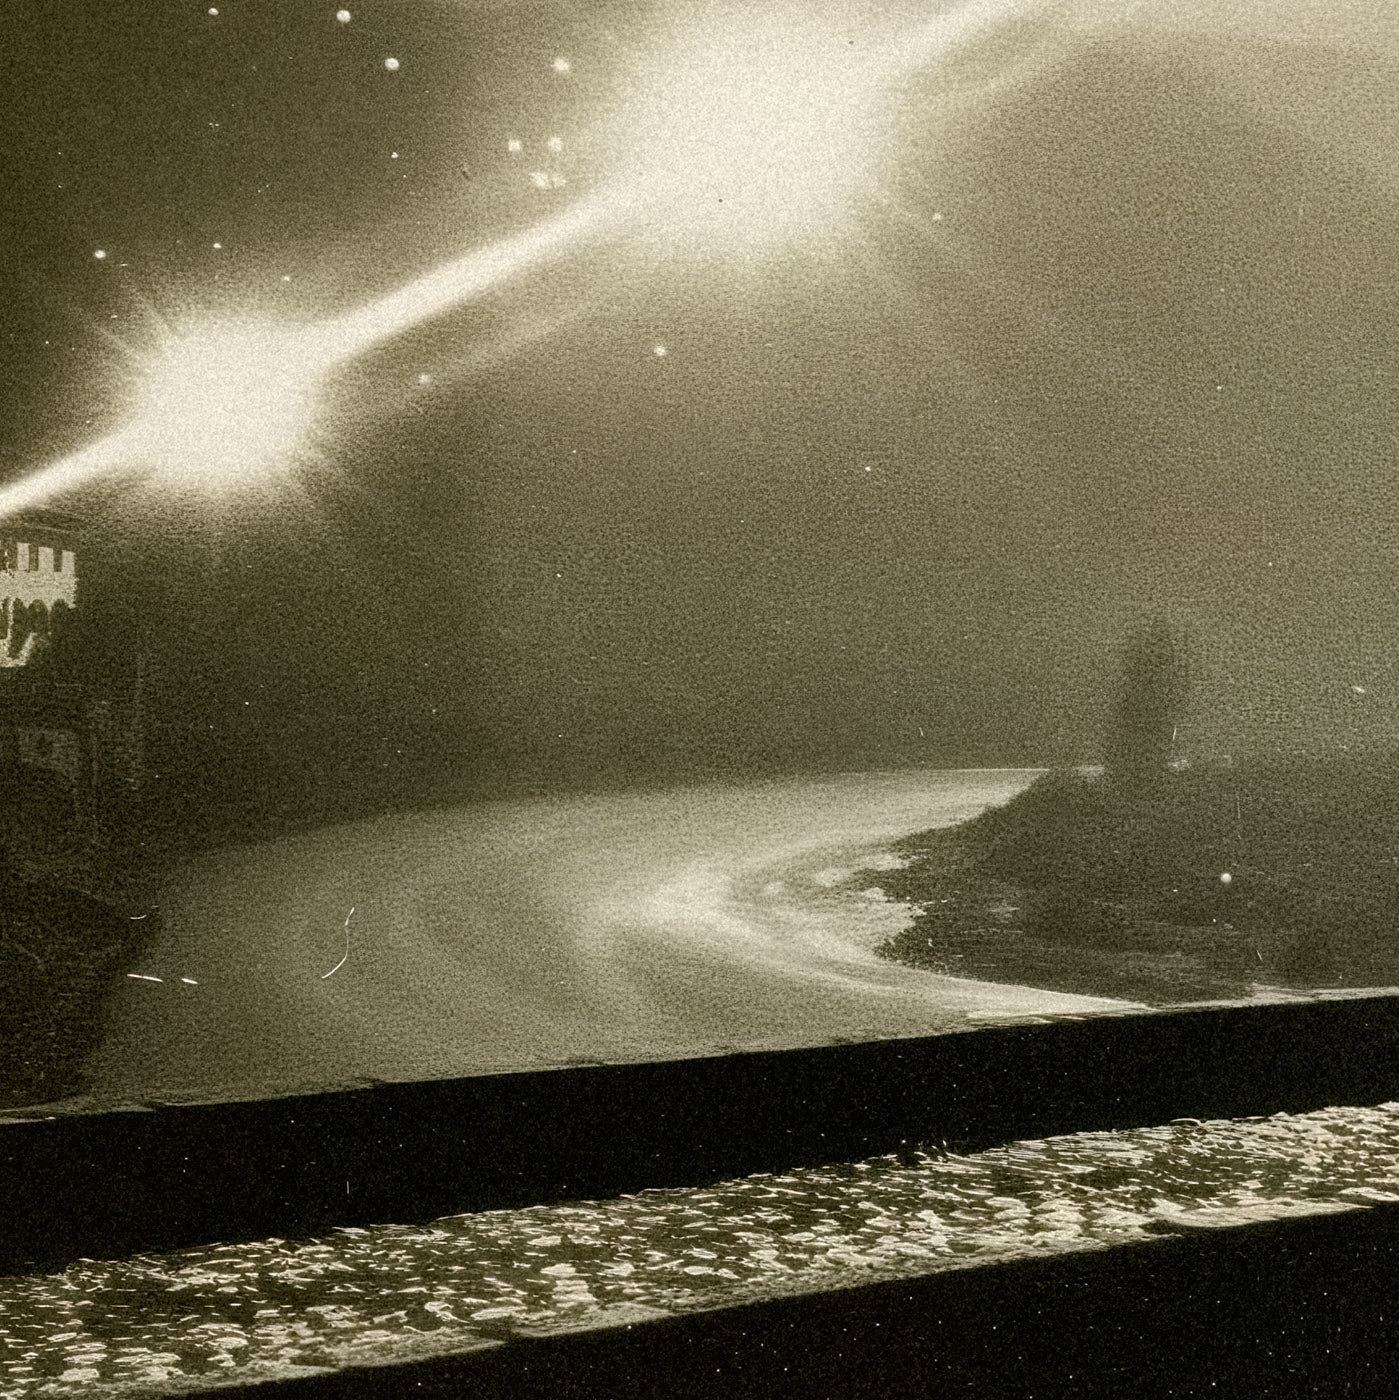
[1107,617,1188,789]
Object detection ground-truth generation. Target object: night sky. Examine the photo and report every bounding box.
[2,0,1398,822]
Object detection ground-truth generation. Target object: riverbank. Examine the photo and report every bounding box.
[872,760,1399,1004]
[0,882,154,1106]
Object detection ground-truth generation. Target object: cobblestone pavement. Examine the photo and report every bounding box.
[3,1103,1399,1397]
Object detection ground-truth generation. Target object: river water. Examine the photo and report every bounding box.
[84,768,1135,1104]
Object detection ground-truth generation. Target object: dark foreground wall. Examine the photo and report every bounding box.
[4,994,1399,1274]
[216,1204,1399,1398]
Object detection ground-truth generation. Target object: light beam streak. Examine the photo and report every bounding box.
[321,906,356,980]
[0,0,1043,522]
[320,184,624,363]
[0,434,139,521]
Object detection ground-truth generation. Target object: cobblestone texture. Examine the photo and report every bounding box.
[3,1103,1399,1397]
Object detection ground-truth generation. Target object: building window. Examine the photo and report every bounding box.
[53,549,64,573]
[26,544,38,572]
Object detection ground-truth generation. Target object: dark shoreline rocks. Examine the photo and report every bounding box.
[870,763,1399,1004]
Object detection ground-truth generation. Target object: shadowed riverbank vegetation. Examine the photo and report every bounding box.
[0,880,154,1106]
[874,760,1399,1004]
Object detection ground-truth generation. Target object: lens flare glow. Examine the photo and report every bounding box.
[124,323,332,487]
[609,9,895,255]
[321,184,622,361]
[0,0,1040,520]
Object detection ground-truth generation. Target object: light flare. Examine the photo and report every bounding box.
[897,0,1049,71]
[0,0,1042,520]
[608,8,896,255]
[125,322,333,488]
[0,437,129,522]
[603,0,1042,257]
[320,183,625,362]
[0,192,623,519]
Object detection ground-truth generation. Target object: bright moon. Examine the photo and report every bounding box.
[611,7,897,256]
[123,324,328,488]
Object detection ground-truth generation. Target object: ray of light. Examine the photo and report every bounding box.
[604,0,1049,258]
[0,436,135,522]
[0,0,1042,522]
[320,183,626,364]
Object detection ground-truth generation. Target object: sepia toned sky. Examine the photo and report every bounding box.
[2,0,1398,809]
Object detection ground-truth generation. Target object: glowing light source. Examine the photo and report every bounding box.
[0,0,1035,519]
[601,0,1041,258]
[122,323,330,488]
[607,7,897,255]
[0,191,619,519]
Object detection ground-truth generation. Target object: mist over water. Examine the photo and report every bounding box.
[83,769,1133,1104]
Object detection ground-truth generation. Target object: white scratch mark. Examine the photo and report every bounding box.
[181,977,199,985]
[321,906,356,979]
[127,973,164,983]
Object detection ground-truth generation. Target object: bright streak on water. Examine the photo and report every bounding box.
[0,0,1040,521]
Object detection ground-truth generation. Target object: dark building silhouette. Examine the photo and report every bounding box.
[0,512,145,891]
